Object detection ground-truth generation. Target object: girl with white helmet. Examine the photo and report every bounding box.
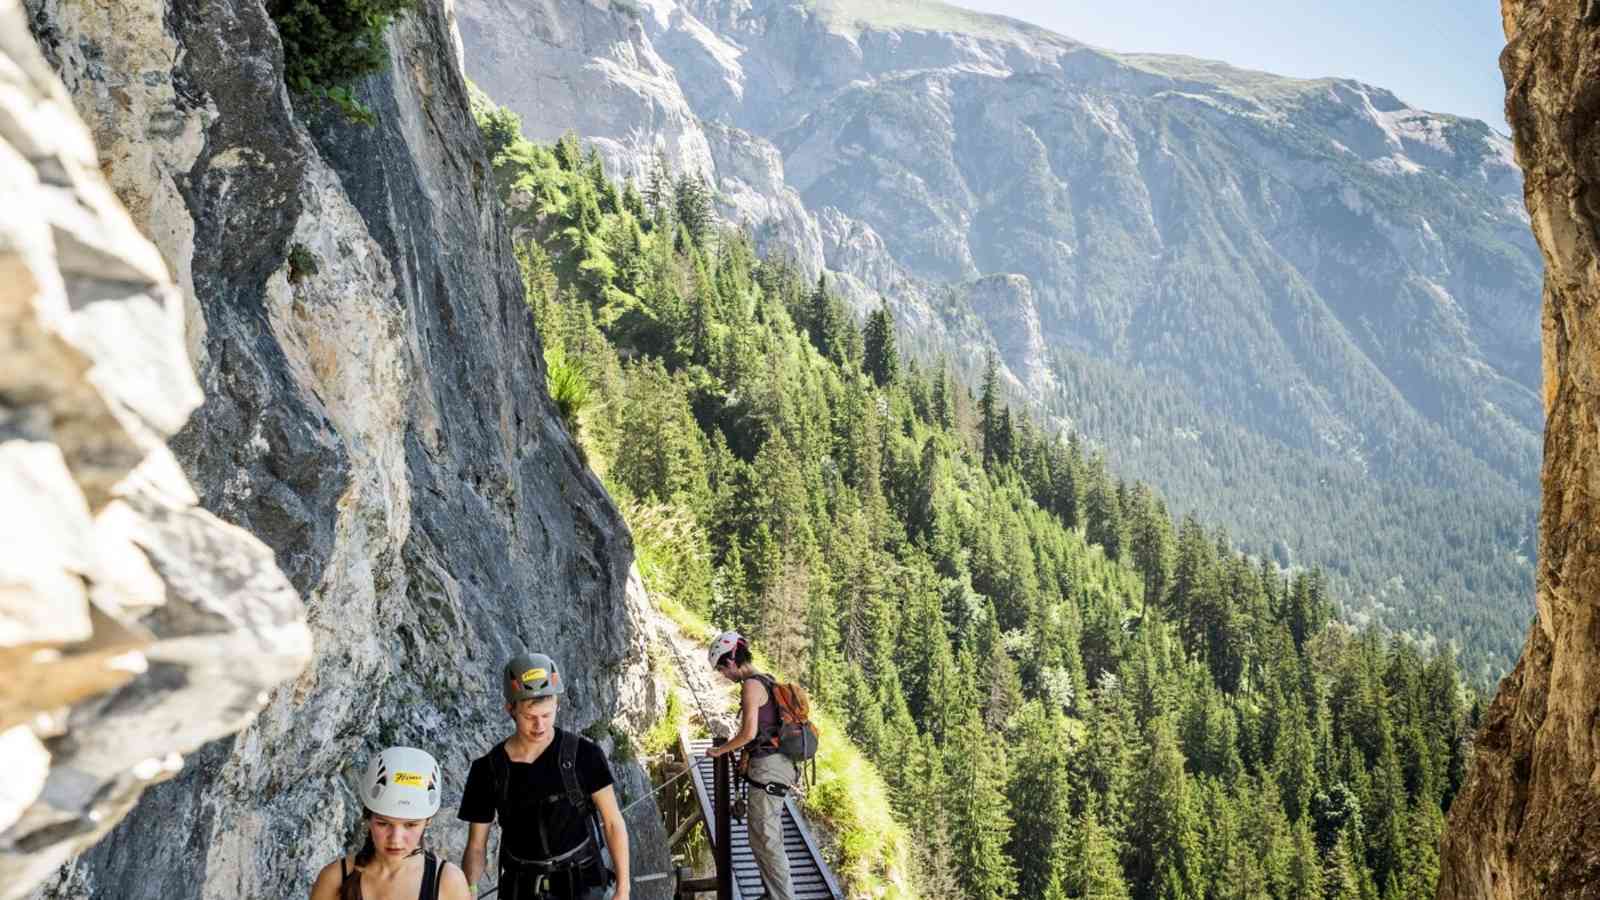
[309,746,472,900]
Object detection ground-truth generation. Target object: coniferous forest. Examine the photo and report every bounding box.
[472,91,1478,900]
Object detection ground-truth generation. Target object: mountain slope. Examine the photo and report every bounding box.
[456,0,1541,678]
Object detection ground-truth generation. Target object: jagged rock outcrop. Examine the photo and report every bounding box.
[0,4,311,896]
[15,0,670,897]
[1437,3,1600,897]
[963,274,1052,392]
[458,0,715,181]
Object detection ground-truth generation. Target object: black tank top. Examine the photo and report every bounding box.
[339,851,442,900]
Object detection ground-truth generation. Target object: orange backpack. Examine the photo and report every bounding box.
[756,675,820,761]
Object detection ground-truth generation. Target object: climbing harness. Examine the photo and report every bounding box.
[744,777,791,797]
[475,871,671,898]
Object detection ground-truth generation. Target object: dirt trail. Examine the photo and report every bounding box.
[646,607,737,740]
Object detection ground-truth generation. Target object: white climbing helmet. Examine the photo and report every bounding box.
[707,630,745,669]
[361,746,441,819]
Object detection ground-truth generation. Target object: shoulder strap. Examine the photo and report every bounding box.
[419,851,440,900]
[557,727,587,808]
[489,742,510,821]
[754,675,781,722]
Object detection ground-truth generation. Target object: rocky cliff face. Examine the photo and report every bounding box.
[1437,3,1600,897]
[454,0,1544,679]
[14,0,668,897]
[0,4,310,895]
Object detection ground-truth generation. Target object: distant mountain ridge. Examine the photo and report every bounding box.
[455,0,1541,678]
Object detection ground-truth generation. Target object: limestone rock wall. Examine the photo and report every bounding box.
[15,0,669,897]
[0,1,310,895]
[1437,3,1600,897]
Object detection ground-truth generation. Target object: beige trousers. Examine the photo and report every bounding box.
[746,753,796,900]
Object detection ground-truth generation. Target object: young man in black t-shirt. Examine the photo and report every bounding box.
[458,653,630,900]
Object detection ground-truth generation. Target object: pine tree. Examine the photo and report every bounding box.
[908,733,965,897]
[1063,808,1131,900]
[1083,457,1126,561]
[1275,690,1319,823]
[879,671,920,798]
[981,606,1024,731]
[1395,801,1442,899]
[862,303,900,386]
[643,149,670,222]
[843,662,885,758]
[932,361,954,429]
[674,172,714,246]
[1285,818,1323,900]
[612,361,708,504]
[948,709,1019,900]
[1127,716,1202,900]
[1321,831,1363,900]
[1128,483,1174,617]
[553,130,582,171]
[621,179,647,222]
[1009,701,1074,899]
[980,352,1001,470]
[1366,720,1408,891]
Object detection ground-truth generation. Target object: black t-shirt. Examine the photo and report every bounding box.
[458,730,615,868]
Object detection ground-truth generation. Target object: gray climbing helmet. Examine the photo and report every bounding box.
[503,652,565,702]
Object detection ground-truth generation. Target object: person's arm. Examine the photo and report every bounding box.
[708,680,764,757]
[462,822,491,891]
[591,784,631,900]
[308,859,342,900]
[438,860,473,900]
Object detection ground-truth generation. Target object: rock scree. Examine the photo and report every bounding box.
[11,0,671,897]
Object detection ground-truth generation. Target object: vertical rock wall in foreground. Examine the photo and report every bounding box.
[1438,2,1600,897]
[13,0,670,896]
[0,3,310,896]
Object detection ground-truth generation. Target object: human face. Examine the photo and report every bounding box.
[714,656,737,682]
[509,696,558,740]
[369,813,428,858]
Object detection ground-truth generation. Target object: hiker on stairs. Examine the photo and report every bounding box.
[704,631,794,900]
[309,746,472,900]
[458,653,630,900]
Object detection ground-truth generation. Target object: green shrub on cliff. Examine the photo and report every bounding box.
[268,0,413,124]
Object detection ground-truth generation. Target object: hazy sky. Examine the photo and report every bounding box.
[956,1,1511,130]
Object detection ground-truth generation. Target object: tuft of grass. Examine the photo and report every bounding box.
[799,706,914,899]
[642,683,687,756]
[544,343,591,435]
[287,243,319,283]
